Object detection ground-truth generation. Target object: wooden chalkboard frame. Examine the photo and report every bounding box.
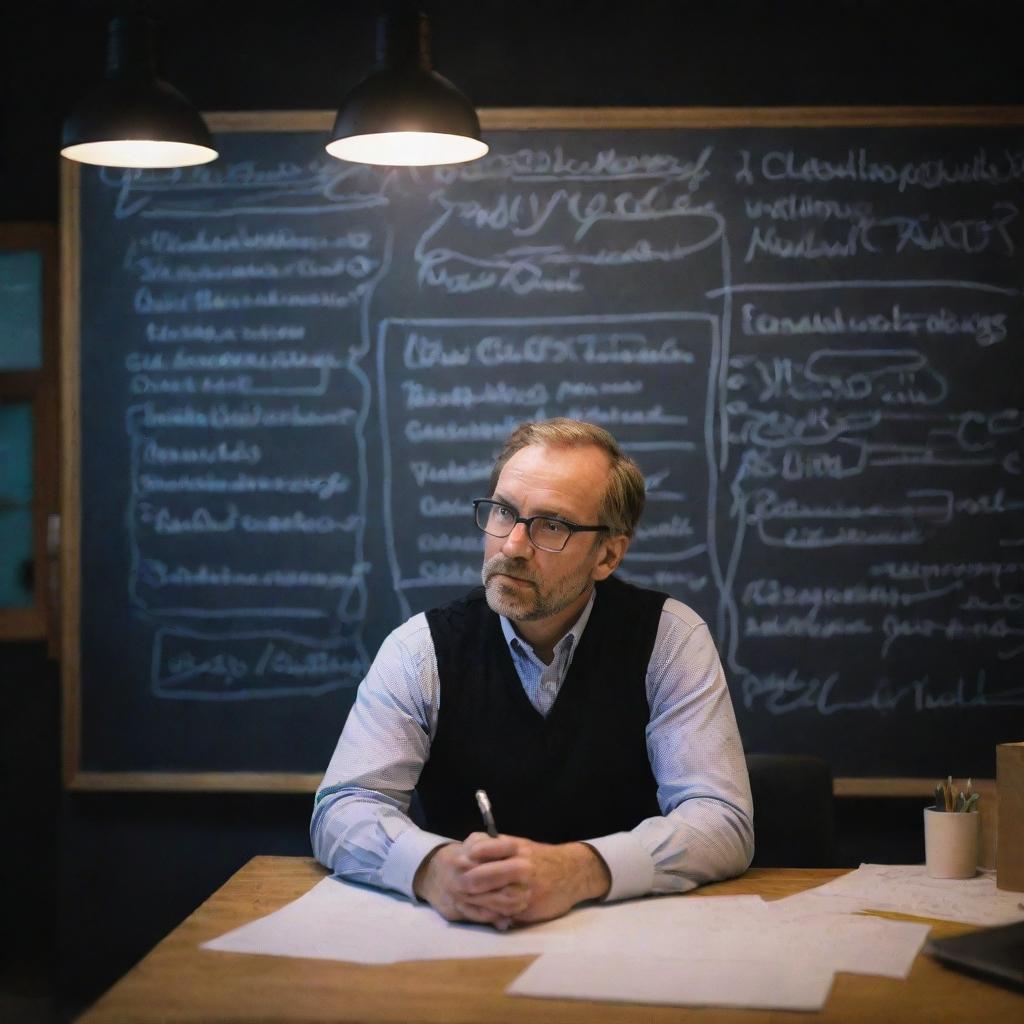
[61,106,1024,794]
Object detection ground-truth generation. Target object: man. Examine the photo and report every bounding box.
[312,418,753,929]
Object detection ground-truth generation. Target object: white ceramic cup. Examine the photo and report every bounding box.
[924,807,979,879]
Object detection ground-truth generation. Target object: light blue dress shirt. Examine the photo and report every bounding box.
[312,590,754,903]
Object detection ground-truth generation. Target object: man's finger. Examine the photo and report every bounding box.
[458,885,531,915]
[460,857,530,894]
[453,899,511,926]
[463,834,519,862]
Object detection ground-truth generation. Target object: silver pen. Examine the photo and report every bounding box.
[475,789,499,837]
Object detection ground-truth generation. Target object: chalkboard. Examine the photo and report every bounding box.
[62,109,1024,790]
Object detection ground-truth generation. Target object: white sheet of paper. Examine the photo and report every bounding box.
[522,894,771,959]
[778,864,1024,927]
[751,911,929,979]
[201,877,570,963]
[506,953,835,1011]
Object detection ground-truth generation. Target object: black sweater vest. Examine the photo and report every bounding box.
[418,575,667,843]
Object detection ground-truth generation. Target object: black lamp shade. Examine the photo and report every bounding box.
[333,64,481,139]
[326,11,487,167]
[61,15,217,168]
[62,77,217,168]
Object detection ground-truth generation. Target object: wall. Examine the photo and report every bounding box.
[1,0,1021,1015]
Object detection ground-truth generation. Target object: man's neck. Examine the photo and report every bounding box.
[510,585,595,665]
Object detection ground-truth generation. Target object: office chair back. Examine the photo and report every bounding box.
[746,753,836,868]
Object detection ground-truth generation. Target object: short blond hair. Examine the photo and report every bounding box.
[489,418,646,537]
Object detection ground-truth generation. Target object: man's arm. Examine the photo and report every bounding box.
[310,615,452,898]
[585,601,755,902]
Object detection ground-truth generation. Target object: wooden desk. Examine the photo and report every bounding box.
[78,856,1022,1023]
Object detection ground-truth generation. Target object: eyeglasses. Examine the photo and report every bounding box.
[472,499,609,553]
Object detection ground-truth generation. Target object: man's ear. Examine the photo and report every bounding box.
[591,534,629,580]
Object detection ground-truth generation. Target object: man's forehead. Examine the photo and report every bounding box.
[495,443,610,510]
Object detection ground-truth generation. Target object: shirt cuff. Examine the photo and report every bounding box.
[380,827,452,901]
[585,831,655,902]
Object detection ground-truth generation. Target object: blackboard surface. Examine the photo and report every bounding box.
[67,112,1024,785]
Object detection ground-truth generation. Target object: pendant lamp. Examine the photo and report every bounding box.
[326,9,487,167]
[61,14,217,169]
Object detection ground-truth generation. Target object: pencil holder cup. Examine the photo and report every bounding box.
[924,808,979,879]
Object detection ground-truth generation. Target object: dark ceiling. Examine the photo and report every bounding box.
[3,1,1023,219]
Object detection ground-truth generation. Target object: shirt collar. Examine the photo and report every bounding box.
[499,586,597,661]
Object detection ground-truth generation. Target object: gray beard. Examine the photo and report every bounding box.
[481,554,587,622]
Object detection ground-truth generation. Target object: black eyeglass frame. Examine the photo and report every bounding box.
[472,498,609,552]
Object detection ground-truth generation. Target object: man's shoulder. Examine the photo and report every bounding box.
[659,596,707,633]
[386,611,434,651]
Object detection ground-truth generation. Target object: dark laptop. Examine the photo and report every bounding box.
[925,920,1024,992]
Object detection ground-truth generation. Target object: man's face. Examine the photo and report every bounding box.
[481,443,625,623]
